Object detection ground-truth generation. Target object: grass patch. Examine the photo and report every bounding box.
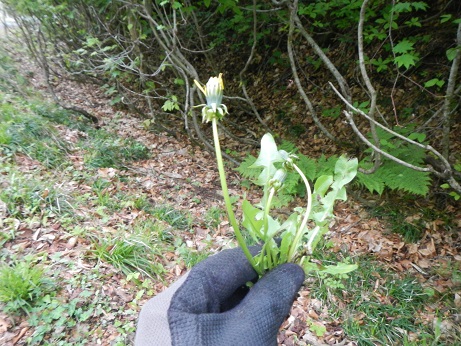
[89,235,166,279]
[368,204,425,242]
[0,170,72,219]
[151,205,192,230]
[0,42,165,345]
[0,98,70,168]
[25,268,138,346]
[31,103,92,132]
[82,128,149,169]
[176,242,210,268]
[204,205,224,229]
[0,49,30,94]
[309,252,437,345]
[135,201,194,230]
[0,257,56,314]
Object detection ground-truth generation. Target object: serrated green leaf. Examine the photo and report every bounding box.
[357,171,385,195]
[174,78,184,85]
[408,132,426,142]
[394,53,418,69]
[235,155,258,179]
[279,230,294,264]
[172,1,182,9]
[393,2,411,13]
[309,321,327,337]
[424,78,445,88]
[265,215,281,238]
[86,37,100,47]
[378,161,430,195]
[412,2,428,11]
[306,225,327,249]
[405,17,421,27]
[393,39,414,54]
[440,14,452,23]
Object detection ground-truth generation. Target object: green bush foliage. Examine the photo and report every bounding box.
[236,141,338,206]
[357,126,431,196]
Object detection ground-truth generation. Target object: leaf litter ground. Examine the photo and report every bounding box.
[1,41,460,346]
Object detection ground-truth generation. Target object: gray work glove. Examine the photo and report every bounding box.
[135,246,305,346]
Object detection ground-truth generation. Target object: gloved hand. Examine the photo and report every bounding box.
[134,246,305,346]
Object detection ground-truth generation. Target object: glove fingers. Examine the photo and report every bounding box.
[194,263,304,346]
[170,246,260,314]
[233,263,304,331]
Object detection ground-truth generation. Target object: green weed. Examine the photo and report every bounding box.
[204,206,224,229]
[0,171,72,219]
[89,235,166,279]
[24,270,138,345]
[0,104,69,168]
[176,242,210,268]
[0,259,56,314]
[0,50,29,93]
[0,218,17,247]
[31,103,92,132]
[132,217,175,244]
[82,129,149,168]
[310,254,434,345]
[148,204,193,230]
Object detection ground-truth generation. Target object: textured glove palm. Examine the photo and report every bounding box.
[135,247,305,346]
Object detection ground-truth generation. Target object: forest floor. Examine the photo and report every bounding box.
[0,33,460,346]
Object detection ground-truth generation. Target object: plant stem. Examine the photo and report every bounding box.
[259,187,276,272]
[211,119,260,274]
[263,187,275,237]
[287,163,312,262]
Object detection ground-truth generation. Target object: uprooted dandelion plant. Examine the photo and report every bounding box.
[195,74,358,276]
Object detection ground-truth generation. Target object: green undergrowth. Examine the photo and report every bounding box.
[237,130,432,204]
[0,46,195,344]
[367,199,456,243]
[0,43,456,345]
[0,96,70,169]
[308,245,458,345]
[82,128,150,169]
[0,255,56,314]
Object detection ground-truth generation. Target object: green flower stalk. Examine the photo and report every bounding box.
[194,74,357,276]
[194,74,259,274]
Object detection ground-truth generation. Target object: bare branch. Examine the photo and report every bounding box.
[238,0,271,133]
[343,110,434,173]
[292,7,351,102]
[287,0,337,143]
[441,21,461,158]
[357,0,380,173]
[330,82,452,171]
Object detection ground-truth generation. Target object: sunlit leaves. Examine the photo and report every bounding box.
[393,39,419,69]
